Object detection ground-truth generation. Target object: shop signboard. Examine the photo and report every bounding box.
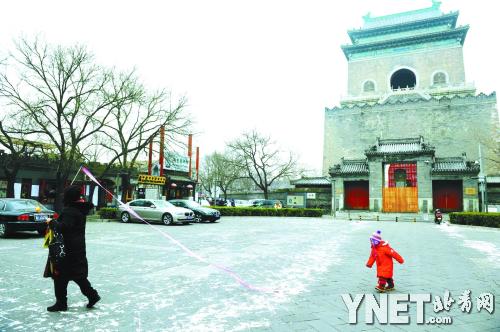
[138,174,166,185]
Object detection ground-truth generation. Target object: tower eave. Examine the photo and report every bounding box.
[342,25,469,60]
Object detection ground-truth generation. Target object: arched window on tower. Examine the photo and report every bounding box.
[390,69,416,90]
[433,72,447,85]
[363,80,375,92]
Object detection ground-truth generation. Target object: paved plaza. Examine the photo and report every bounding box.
[0,217,499,331]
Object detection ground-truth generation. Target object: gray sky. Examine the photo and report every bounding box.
[1,0,498,174]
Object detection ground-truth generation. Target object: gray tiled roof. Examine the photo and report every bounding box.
[432,158,480,174]
[366,137,434,155]
[291,177,331,186]
[330,159,369,176]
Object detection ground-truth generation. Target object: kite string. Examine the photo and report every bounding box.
[81,166,275,293]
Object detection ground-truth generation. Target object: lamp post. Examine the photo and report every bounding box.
[332,179,336,218]
[478,144,487,212]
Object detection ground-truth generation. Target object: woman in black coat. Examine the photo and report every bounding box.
[46,185,100,312]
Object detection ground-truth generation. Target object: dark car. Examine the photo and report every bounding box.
[253,199,283,208]
[0,199,58,238]
[169,199,221,223]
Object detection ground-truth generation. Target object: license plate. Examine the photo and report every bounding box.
[35,214,48,222]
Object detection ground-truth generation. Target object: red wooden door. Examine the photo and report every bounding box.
[433,180,463,212]
[344,181,369,210]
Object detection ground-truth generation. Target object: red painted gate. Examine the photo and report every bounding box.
[344,181,369,210]
[432,180,463,212]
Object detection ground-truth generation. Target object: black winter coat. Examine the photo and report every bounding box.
[51,202,94,280]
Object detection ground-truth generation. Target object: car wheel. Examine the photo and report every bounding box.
[121,212,131,223]
[194,213,202,223]
[162,213,173,225]
[0,224,9,238]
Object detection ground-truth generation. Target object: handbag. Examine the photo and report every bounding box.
[49,227,66,265]
[44,222,66,266]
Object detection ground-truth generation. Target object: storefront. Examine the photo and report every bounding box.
[135,174,166,200]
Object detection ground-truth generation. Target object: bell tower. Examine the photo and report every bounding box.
[341,1,470,101]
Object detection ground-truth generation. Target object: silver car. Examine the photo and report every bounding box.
[119,199,194,225]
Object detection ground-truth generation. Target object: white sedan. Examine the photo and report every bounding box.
[119,199,194,225]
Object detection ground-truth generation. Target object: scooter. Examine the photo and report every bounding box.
[434,211,443,224]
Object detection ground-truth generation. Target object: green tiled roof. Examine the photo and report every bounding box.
[361,2,444,30]
[342,26,468,60]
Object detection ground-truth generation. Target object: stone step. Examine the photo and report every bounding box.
[329,211,448,222]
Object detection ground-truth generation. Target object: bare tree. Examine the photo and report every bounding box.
[0,38,140,211]
[91,90,190,203]
[199,151,242,199]
[198,155,216,198]
[228,130,297,199]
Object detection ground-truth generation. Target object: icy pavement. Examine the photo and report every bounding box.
[0,217,499,331]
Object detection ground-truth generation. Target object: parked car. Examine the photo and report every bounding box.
[169,199,221,223]
[254,199,283,208]
[118,199,194,225]
[199,199,211,207]
[214,198,228,206]
[233,199,252,207]
[249,199,265,207]
[0,198,58,238]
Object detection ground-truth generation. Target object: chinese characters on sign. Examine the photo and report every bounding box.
[137,174,166,185]
[433,290,494,314]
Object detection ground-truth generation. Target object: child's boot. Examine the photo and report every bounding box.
[385,278,395,291]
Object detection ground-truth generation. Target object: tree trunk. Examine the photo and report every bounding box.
[3,161,20,198]
[54,171,66,212]
[263,188,269,199]
[120,171,130,203]
[5,171,16,198]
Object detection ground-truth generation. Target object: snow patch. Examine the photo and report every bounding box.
[463,240,500,265]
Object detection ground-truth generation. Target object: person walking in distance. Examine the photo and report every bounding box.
[45,185,100,312]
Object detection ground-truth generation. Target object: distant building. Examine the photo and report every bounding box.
[323,2,498,212]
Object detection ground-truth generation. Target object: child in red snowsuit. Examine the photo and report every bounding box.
[366,230,404,292]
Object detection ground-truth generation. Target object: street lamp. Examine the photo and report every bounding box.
[478,144,487,212]
[332,179,336,218]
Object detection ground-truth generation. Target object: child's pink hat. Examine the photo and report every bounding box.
[370,230,382,242]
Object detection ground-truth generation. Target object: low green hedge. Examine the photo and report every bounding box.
[449,212,500,228]
[97,207,119,219]
[212,207,324,217]
[96,206,324,219]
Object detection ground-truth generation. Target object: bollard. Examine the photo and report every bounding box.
[376,215,379,221]
[359,215,362,221]
[413,218,416,223]
[395,217,398,222]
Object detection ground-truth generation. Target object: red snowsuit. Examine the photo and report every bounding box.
[366,241,404,278]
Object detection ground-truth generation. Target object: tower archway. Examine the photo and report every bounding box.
[390,69,416,90]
